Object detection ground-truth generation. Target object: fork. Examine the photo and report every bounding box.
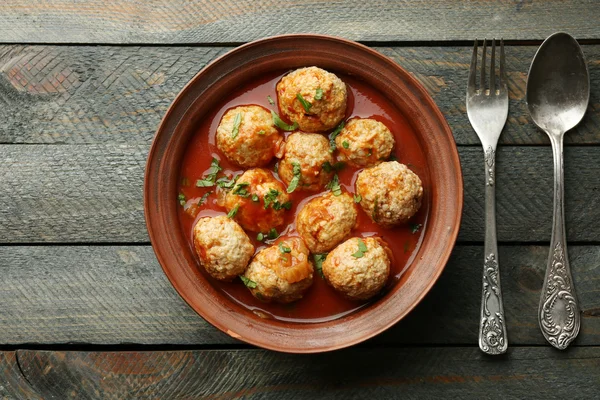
[466,39,509,355]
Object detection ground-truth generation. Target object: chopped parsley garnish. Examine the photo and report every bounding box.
[313,253,327,278]
[323,161,346,173]
[353,194,362,203]
[278,242,292,254]
[322,161,333,173]
[251,194,259,202]
[263,188,280,209]
[272,110,298,131]
[272,200,292,211]
[196,158,222,187]
[328,121,345,152]
[389,154,398,161]
[256,232,264,241]
[326,174,342,196]
[257,130,266,135]
[198,191,212,205]
[315,88,324,100]
[231,112,242,139]
[216,175,238,190]
[282,201,292,210]
[342,140,350,149]
[287,162,302,193]
[268,228,278,239]
[296,93,312,112]
[232,182,251,198]
[352,238,368,258]
[240,275,257,288]
[267,95,275,105]
[178,193,186,206]
[410,223,422,234]
[227,204,240,219]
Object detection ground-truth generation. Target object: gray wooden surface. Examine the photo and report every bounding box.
[1,1,600,398]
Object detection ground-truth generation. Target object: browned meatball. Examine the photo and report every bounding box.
[276,67,347,132]
[335,118,395,167]
[296,192,358,253]
[224,169,291,233]
[278,132,334,192]
[216,105,284,167]
[355,161,423,227]
[243,237,314,303]
[322,237,391,300]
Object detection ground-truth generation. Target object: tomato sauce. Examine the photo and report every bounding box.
[177,70,429,323]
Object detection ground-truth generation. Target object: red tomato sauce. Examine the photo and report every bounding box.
[177,70,429,323]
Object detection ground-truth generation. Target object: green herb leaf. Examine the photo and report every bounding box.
[352,238,369,258]
[281,201,292,210]
[256,232,264,241]
[328,121,345,152]
[342,140,350,149]
[198,191,212,205]
[178,193,186,206]
[322,161,333,173]
[287,162,302,193]
[272,110,298,131]
[315,88,323,100]
[227,204,240,219]
[313,253,327,278]
[267,95,275,105]
[252,194,259,202]
[240,275,257,288]
[389,154,398,161]
[257,130,266,135]
[326,174,342,196]
[232,182,251,197]
[196,178,214,187]
[196,158,223,187]
[410,223,422,234]
[353,194,362,203]
[216,175,238,190]
[278,242,292,254]
[231,112,243,139]
[296,93,312,112]
[263,188,281,209]
[268,228,278,240]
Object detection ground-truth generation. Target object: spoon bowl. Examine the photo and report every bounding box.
[526,32,589,350]
[527,32,590,136]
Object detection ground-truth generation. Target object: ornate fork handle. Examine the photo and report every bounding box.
[478,146,508,355]
[539,135,580,349]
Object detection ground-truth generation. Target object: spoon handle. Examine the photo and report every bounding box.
[539,134,580,349]
[478,146,508,355]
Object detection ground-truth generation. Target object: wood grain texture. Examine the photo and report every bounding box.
[14,348,600,399]
[0,352,41,400]
[0,1,599,44]
[0,45,599,145]
[0,245,598,346]
[2,144,600,243]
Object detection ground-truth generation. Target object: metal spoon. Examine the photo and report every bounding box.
[526,32,589,349]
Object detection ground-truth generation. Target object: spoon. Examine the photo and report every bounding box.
[526,32,589,349]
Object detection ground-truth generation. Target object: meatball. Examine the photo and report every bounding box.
[244,237,314,303]
[296,192,358,253]
[335,118,395,167]
[216,105,284,167]
[193,215,254,281]
[276,67,347,132]
[278,132,335,192]
[355,161,423,227]
[322,237,391,300]
[224,168,291,233]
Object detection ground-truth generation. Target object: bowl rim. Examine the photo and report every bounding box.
[144,33,463,353]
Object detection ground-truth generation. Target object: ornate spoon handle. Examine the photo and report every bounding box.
[539,134,580,349]
[478,146,508,355]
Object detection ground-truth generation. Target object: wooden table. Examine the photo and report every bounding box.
[1,1,599,398]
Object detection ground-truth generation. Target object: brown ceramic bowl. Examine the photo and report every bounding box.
[145,34,462,353]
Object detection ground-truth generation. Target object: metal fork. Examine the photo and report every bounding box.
[467,39,509,355]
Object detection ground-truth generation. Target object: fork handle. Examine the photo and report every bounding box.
[478,146,508,355]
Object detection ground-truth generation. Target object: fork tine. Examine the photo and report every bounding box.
[500,38,507,89]
[480,39,487,90]
[490,39,496,93]
[468,39,478,91]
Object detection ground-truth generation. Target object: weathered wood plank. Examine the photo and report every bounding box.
[0,1,599,44]
[0,45,599,145]
[2,144,600,243]
[0,352,41,400]
[0,245,598,346]
[14,348,600,399]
